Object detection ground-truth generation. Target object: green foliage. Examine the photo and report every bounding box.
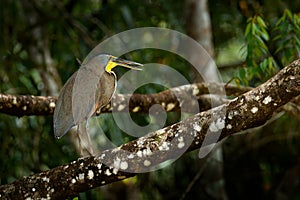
[273,9,300,66]
[235,10,300,86]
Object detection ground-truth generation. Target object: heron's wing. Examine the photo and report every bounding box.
[53,72,77,138]
[71,66,102,123]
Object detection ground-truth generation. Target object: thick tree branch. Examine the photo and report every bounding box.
[0,60,299,199]
[0,83,250,117]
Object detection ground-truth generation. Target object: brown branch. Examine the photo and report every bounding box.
[0,95,57,117]
[0,60,299,199]
[0,83,250,117]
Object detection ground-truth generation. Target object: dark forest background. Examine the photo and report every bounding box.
[1,0,300,199]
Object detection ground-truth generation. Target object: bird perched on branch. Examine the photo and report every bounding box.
[53,54,143,155]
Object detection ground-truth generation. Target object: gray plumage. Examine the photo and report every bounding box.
[53,54,142,155]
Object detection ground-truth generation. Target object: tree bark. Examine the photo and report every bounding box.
[185,0,214,56]
[0,83,250,117]
[0,59,299,199]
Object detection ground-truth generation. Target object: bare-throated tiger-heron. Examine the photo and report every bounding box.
[53,54,143,155]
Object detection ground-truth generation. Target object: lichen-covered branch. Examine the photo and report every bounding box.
[0,83,250,117]
[0,94,57,117]
[0,60,299,199]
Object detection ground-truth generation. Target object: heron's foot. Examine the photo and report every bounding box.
[86,146,95,156]
[79,144,95,157]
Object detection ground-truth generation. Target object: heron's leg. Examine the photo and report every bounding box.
[76,126,84,156]
[78,121,95,156]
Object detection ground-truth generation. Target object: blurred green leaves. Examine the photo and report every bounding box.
[273,9,300,66]
[235,10,299,86]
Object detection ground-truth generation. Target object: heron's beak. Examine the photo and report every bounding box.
[112,57,143,70]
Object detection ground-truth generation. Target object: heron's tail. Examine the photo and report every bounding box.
[77,122,95,156]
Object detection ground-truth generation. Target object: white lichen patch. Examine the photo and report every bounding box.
[159,141,170,151]
[105,169,112,176]
[193,123,202,132]
[96,109,101,115]
[127,154,135,159]
[143,148,152,156]
[12,97,17,105]
[120,161,128,170]
[87,170,94,179]
[42,177,50,182]
[228,111,233,119]
[226,124,232,129]
[192,86,199,96]
[100,153,106,159]
[178,136,183,142]
[132,106,140,112]
[49,102,56,108]
[71,178,76,184]
[209,121,219,132]
[97,163,102,169]
[136,150,143,157]
[233,111,239,116]
[117,104,125,111]
[120,95,125,102]
[112,168,118,175]
[78,173,84,180]
[177,141,185,149]
[166,103,175,111]
[146,148,153,156]
[157,128,166,135]
[113,157,121,169]
[263,96,272,104]
[251,107,258,114]
[137,139,144,146]
[144,160,151,167]
[255,96,260,101]
[216,118,225,129]
[111,146,122,153]
[78,157,85,161]
[177,137,185,148]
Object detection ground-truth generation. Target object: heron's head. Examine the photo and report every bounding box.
[102,54,143,73]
